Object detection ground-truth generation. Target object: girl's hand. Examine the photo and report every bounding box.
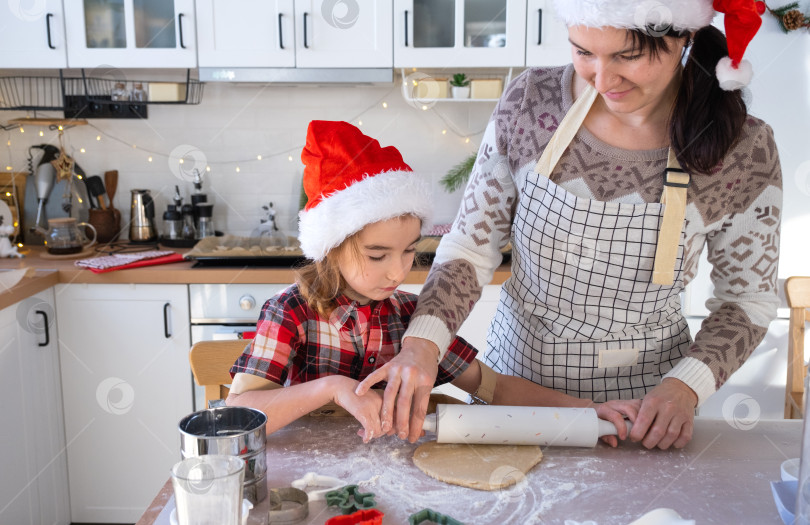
[595,398,641,448]
[330,376,384,443]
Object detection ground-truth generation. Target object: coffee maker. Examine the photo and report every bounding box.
[129,189,158,242]
[24,144,91,245]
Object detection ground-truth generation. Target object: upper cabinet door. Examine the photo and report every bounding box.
[525,0,571,67]
[394,0,526,68]
[196,0,295,68]
[294,0,392,68]
[0,0,67,68]
[65,0,197,68]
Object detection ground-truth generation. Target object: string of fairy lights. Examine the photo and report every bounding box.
[1,76,487,175]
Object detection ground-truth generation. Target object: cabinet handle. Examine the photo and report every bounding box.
[278,13,285,49]
[178,13,186,49]
[46,13,56,49]
[36,310,49,347]
[537,9,543,45]
[163,302,171,339]
[404,10,409,47]
[303,12,309,48]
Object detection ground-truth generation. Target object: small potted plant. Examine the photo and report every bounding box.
[450,73,471,99]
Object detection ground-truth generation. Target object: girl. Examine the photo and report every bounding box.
[226,120,640,445]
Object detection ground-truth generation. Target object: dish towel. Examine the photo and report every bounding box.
[75,250,182,273]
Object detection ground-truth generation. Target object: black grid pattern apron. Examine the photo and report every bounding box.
[484,85,692,401]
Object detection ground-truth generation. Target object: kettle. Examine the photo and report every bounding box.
[129,189,157,242]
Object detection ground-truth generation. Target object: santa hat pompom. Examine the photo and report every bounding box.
[715,56,753,91]
[298,121,433,262]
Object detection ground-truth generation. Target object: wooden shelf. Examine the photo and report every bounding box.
[9,118,87,127]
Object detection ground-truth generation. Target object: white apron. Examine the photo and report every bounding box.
[484,85,693,401]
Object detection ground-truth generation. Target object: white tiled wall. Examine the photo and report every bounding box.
[2,77,496,238]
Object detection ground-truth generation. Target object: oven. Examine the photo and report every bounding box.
[189,283,289,410]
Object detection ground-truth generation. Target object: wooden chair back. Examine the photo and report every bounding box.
[189,340,250,408]
[785,277,810,418]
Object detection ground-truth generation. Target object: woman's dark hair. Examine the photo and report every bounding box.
[628,25,747,175]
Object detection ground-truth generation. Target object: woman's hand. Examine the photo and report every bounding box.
[355,337,439,442]
[595,398,641,448]
[630,378,697,449]
[329,376,383,443]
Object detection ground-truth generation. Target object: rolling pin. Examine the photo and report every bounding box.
[422,405,632,448]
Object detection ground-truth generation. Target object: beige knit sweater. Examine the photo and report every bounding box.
[406,65,782,405]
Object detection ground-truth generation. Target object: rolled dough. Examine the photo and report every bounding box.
[412,441,543,491]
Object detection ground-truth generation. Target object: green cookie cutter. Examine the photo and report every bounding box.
[324,485,377,515]
[408,508,464,525]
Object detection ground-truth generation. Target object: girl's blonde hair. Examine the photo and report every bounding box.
[295,233,362,317]
[295,214,422,317]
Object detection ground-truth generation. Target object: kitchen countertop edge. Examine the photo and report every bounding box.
[0,247,511,310]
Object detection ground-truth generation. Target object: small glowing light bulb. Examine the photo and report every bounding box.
[382,102,388,108]
[80,148,86,153]
[96,135,101,141]
[236,166,240,173]
[179,158,184,164]
[288,155,293,161]
[465,138,470,143]
[421,105,428,111]
[147,156,153,162]
[257,155,262,160]
[206,166,211,172]
[19,127,24,133]
[442,129,447,135]
[358,120,363,126]
[39,131,44,137]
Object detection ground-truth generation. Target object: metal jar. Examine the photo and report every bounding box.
[178,406,267,504]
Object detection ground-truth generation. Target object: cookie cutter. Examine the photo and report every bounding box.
[291,472,346,501]
[324,508,384,525]
[325,485,377,515]
[408,508,464,525]
[267,487,308,523]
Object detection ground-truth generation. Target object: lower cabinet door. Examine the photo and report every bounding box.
[56,284,192,523]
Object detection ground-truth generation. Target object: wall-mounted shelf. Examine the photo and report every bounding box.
[400,67,514,107]
[0,70,204,119]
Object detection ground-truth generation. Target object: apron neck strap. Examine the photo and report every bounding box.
[534,84,598,177]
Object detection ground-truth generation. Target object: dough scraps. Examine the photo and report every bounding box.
[412,441,543,491]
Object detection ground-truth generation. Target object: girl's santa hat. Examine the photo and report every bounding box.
[552,0,765,90]
[298,120,432,261]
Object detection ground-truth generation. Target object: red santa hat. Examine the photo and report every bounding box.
[552,0,764,90]
[298,120,432,261]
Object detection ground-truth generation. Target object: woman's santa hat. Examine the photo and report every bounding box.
[552,0,765,90]
[298,120,432,261]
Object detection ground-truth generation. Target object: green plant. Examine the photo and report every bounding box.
[449,73,470,87]
[440,153,477,192]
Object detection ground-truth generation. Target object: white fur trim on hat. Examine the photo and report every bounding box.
[715,56,753,91]
[298,170,433,261]
[552,0,715,32]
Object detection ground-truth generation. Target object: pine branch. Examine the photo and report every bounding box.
[440,153,477,192]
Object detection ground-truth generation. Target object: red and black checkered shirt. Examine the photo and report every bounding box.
[230,284,477,386]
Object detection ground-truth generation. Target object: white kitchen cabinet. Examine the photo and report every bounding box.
[196,0,392,69]
[0,289,70,525]
[0,1,67,68]
[64,0,196,69]
[394,0,526,68]
[56,283,192,524]
[524,0,572,67]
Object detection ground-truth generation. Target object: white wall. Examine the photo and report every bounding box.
[1,73,495,238]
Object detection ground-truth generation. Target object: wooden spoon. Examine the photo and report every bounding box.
[104,170,118,210]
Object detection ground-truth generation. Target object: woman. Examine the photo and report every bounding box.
[358,0,781,450]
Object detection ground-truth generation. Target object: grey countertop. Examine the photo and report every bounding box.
[142,416,801,525]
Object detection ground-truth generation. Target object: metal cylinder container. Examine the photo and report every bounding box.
[178,406,267,504]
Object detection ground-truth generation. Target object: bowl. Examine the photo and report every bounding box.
[782,458,801,482]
